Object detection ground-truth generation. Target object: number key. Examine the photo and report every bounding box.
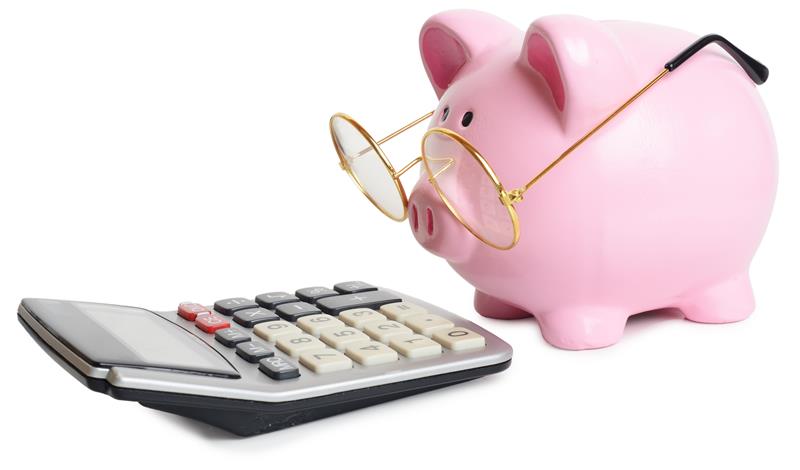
[276,333,327,358]
[297,314,345,336]
[363,320,413,343]
[299,349,353,373]
[340,308,386,329]
[253,320,301,342]
[320,326,371,351]
[345,341,398,366]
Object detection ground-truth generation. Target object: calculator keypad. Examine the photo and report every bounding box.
[177,282,488,383]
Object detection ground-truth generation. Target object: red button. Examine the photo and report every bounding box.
[195,314,230,333]
[178,302,210,321]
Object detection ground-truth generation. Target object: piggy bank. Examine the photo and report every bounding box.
[404,11,777,349]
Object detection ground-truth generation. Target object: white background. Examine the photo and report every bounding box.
[1,1,798,468]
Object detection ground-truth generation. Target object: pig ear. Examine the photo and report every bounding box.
[420,10,518,98]
[520,15,636,131]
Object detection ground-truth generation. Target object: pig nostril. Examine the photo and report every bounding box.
[411,204,419,232]
[426,208,434,236]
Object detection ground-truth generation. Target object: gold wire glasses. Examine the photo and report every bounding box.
[329,34,768,250]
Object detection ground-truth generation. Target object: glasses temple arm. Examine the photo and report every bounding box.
[511,34,768,202]
[512,68,669,199]
[665,34,768,84]
[376,111,435,146]
[348,111,435,162]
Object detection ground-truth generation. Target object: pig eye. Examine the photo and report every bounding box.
[441,107,449,121]
[461,111,474,127]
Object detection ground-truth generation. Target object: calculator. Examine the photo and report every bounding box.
[18,282,512,436]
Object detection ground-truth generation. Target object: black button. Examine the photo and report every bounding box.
[255,292,299,309]
[233,308,279,327]
[259,356,300,380]
[214,298,259,316]
[316,291,402,315]
[235,341,275,363]
[214,328,251,347]
[275,302,321,321]
[333,281,378,294]
[295,286,339,303]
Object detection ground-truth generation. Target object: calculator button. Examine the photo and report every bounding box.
[299,349,353,374]
[295,286,339,303]
[320,326,371,351]
[233,308,279,328]
[214,328,250,347]
[345,341,398,366]
[253,320,302,342]
[389,334,443,359]
[275,302,321,322]
[276,333,327,358]
[339,308,387,329]
[259,356,300,380]
[432,327,486,351]
[333,281,378,294]
[214,298,258,316]
[363,320,413,343]
[403,313,455,336]
[316,291,402,315]
[177,302,210,321]
[297,314,345,336]
[380,302,427,322]
[255,292,299,309]
[195,314,230,333]
[235,341,275,363]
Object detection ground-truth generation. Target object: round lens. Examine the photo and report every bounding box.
[421,130,517,249]
[330,115,406,220]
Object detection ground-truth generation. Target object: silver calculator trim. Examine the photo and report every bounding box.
[20,289,513,402]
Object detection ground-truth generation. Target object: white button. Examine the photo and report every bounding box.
[403,313,455,336]
[345,341,398,366]
[254,320,301,342]
[320,326,371,351]
[340,308,386,329]
[432,327,486,351]
[363,320,413,343]
[297,314,345,336]
[299,349,353,373]
[380,302,427,322]
[389,334,442,359]
[276,333,327,358]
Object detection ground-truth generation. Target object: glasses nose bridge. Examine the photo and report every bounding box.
[394,156,423,178]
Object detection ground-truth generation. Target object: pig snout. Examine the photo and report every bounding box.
[408,182,476,262]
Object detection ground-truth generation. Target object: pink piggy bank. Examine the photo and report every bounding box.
[406,11,777,349]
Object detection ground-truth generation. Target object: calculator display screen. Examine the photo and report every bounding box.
[27,299,238,377]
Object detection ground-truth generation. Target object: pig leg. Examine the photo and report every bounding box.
[677,274,754,323]
[535,308,630,350]
[474,290,531,320]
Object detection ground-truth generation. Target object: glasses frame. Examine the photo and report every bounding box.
[331,34,768,249]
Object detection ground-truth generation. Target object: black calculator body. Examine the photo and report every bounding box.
[18,283,512,436]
